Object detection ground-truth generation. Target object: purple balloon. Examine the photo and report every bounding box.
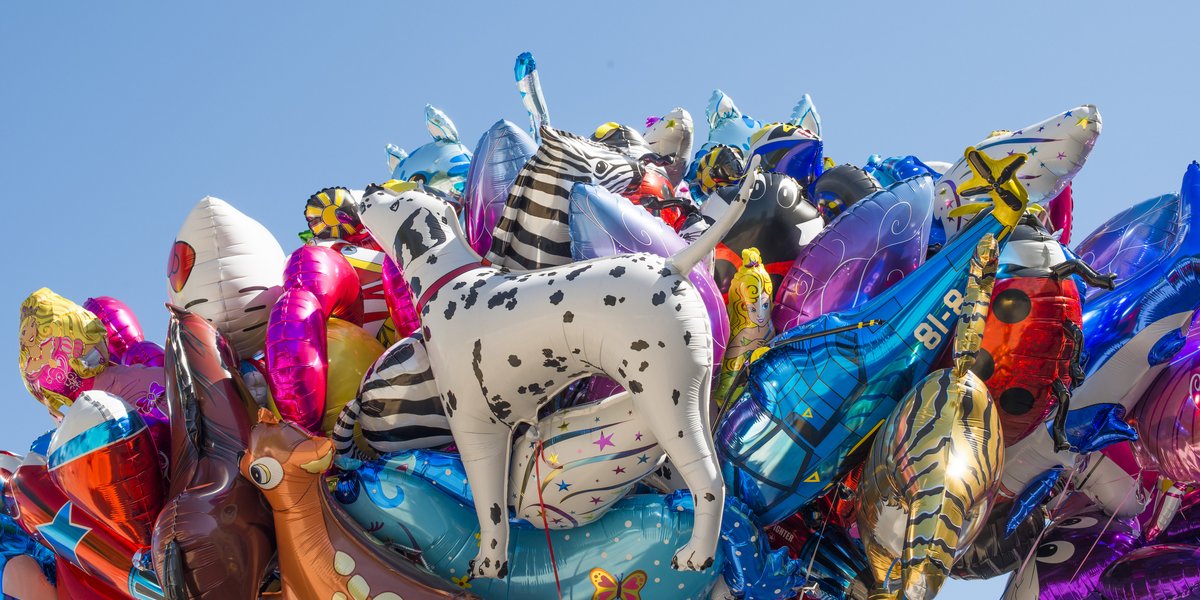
[1160,489,1200,545]
[1100,544,1200,599]
[569,182,728,371]
[1074,191,1184,299]
[1011,498,1140,600]
[772,175,934,332]
[463,120,537,256]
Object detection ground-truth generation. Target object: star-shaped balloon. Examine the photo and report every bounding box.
[36,503,91,565]
[952,146,1030,229]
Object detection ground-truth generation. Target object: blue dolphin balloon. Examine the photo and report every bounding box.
[716,192,1018,524]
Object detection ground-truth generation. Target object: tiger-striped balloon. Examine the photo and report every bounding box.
[856,234,1005,600]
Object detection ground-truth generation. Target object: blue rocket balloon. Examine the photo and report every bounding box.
[716,200,1014,524]
[463,120,537,256]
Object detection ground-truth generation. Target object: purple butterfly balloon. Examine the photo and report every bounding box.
[772,175,934,332]
[463,120,537,256]
[569,182,728,371]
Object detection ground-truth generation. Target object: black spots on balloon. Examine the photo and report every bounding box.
[471,340,485,387]
[489,538,497,550]
[604,295,617,306]
[490,503,503,524]
[659,267,673,277]
[543,353,569,373]
[684,331,692,345]
[617,367,627,378]
[410,276,423,300]
[563,311,575,323]
[542,349,553,358]
[444,390,457,417]
[463,280,487,309]
[565,265,592,281]
[488,289,519,310]
[443,301,457,320]
[704,492,715,502]
[670,279,686,297]
[672,389,680,405]
[675,303,683,312]
[999,387,1036,415]
[631,340,649,351]
[452,280,467,291]
[628,380,644,394]
[700,557,714,570]
[659,465,673,480]
[421,304,431,317]
[527,382,547,395]
[518,385,527,394]
[993,288,1032,324]
[610,266,626,278]
[488,395,512,422]
[639,361,649,372]
[652,291,666,306]
[508,355,522,367]
[678,430,684,438]
[497,561,509,579]
[970,349,995,381]
[427,253,438,265]
[658,341,666,348]
[549,290,564,305]
[422,325,432,343]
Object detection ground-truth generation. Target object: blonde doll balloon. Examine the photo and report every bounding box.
[715,249,774,404]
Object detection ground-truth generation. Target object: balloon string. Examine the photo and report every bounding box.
[1067,464,1140,582]
[534,439,564,600]
[803,483,840,585]
[1014,466,1081,581]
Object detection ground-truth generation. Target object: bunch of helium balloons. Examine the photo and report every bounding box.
[6,51,1200,600]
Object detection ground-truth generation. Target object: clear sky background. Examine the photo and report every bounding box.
[4,2,1199,598]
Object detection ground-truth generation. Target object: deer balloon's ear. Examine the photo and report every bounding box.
[257,408,279,425]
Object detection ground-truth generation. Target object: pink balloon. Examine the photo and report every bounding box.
[1046,183,1074,246]
[266,245,364,433]
[82,296,164,367]
[1132,345,1200,486]
[91,364,170,473]
[382,255,420,339]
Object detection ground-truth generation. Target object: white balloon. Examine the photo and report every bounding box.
[168,196,285,358]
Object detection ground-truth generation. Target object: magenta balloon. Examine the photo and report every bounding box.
[266,245,364,433]
[90,364,170,475]
[772,175,934,332]
[568,182,728,370]
[83,296,164,365]
[463,120,537,256]
[1132,341,1200,486]
[1100,544,1200,600]
[382,255,421,339]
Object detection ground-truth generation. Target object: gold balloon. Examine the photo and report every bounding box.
[17,288,110,419]
[322,318,385,452]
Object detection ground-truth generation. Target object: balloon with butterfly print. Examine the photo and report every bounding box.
[332,449,799,600]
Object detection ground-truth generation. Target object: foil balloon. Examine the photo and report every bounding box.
[381,253,421,341]
[463,120,537,257]
[333,450,730,600]
[748,122,823,186]
[240,412,476,599]
[1158,488,1200,545]
[951,500,1048,580]
[863,155,943,188]
[698,90,765,154]
[773,174,935,332]
[319,317,385,437]
[151,307,275,600]
[1002,498,1140,600]
[717,149,1028,525]
[716,248,773,404]
[1047,183,1074,244]
[857,235,1004,600]
[643,107,694,186]
[82,296,164,367]
[977,214,1111,448]
[387,104,472,198]
[936,105,1101,239]
[48,390,164,550]
[266,244,365,433]
[716,496,812,600]
[167,196,285,358]
[701,171,825,294]
[809,164,882,219]
[788,93,822,138]
[514,51,550,141]
[1001,162,1200,505]
[7,434,164,598]
[568,181,730,373]
[1100,544,1200,600]
[509,391,665,528]
[17,287,109,419]
[486,125,651,270]
[358,169,758,579]
[693,145,747,197]
[90,364,170,470]
[53,559,129,599]
[332,332,452,462]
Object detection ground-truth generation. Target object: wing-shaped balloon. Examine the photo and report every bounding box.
[773,175,934,332]
[168,196,285,359]
[1074,190,1185,299]
[463,120,537,256]
[936,105,1101,239]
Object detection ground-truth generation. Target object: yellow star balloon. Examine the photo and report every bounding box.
[949,146,1030,230]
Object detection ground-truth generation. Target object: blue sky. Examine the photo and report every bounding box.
[4,2,1198,597]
